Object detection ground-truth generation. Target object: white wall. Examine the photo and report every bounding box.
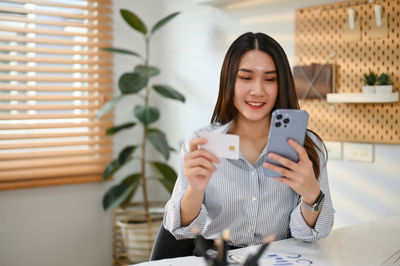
[328,144,400,228]
[0,184,113,266]
[0,1,399,266]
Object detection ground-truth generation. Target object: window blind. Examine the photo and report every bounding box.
[0,0,113,190]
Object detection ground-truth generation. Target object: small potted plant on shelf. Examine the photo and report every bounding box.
[97,9,182,264]
[375,73,393,93]
[362,71,377,93]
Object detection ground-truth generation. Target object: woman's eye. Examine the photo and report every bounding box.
[239,76,251,80]
[265,77,276,82]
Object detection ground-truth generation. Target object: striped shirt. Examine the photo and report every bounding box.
[163,121,335,247]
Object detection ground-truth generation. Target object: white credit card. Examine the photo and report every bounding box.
[198,132,239,160]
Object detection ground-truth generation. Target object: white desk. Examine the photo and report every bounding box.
[135,215,400,266]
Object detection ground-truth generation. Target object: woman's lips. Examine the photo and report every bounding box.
[246,101,266,109]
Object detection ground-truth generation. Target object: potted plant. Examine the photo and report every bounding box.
[375,73,393,93]
[362,71,377,93]
[96,9,183,263]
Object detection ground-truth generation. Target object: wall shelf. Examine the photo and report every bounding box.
[326,92,399,103]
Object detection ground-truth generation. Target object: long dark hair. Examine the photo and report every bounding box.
[211,32,326,179]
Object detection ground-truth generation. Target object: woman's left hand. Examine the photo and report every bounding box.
[263,139,320,204]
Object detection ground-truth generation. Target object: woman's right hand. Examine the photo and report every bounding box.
[183,138,220,193]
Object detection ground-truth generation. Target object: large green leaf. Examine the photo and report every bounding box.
[96,95,123,119]
[134,65,160,77]
[120,9,147,34]
[118,145,137,165]
[102,47,141,57]
[103,159,121,180]
[106,122,136,135]
[150,162,177,180]
[151,11,180,34]
[118,72,148,94]
[134,105,160,126]
[169,146,177,152]
[159,178,176,194]
[147,128,169,160]
[153,84,185,102]
[150,162,177,193]
[102,182,134,211]
[120,173,142,207]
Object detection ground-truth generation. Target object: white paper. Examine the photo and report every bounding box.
[229,251,329,266]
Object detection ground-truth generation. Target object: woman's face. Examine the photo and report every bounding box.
[233,49,278,123]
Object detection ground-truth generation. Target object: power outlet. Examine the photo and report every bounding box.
[343,143,374,163]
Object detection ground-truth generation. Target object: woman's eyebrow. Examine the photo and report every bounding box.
[238,68,277,74]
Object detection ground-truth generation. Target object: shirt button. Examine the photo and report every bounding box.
[252,196,257,202]
[251,171,256,176]
[248,225,254,232]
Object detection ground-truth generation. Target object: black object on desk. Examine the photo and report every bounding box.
[194,232,229,266]
[150,225,233,261]
[194,230,274,266]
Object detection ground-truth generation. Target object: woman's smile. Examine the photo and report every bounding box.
[245,101,266,109]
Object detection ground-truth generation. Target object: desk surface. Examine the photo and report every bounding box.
[136,215,400,266]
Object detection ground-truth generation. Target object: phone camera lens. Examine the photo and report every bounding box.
[275,122,281,127]
[284,118,290,124]
[276,114,283,120]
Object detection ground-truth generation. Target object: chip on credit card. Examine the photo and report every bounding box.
[198,132,239,160]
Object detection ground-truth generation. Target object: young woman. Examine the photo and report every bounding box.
[163,32,334,247]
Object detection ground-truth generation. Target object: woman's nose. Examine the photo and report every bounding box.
[250,78,264,96]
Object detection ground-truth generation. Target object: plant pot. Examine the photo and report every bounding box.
[375,85,393,93]
[362,85,375,93]
[113,203,164,264]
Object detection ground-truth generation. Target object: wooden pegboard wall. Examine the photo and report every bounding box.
[295,0,400,144]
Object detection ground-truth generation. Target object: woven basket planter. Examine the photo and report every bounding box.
[113,202,164,265]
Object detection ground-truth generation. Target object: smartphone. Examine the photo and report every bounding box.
[263,109,309,177]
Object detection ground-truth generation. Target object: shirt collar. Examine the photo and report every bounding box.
[212,120,234,134]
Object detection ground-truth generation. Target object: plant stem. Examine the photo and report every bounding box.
[141,34,153,257]
[141,35,151,217]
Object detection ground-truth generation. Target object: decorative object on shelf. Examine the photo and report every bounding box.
[362,71,377,93]
[293,63,335,99]
[97,9,183,264]
[293,53,336,100]
[376,73,393,93]
[370,4,388,38]
[343,8,361,42]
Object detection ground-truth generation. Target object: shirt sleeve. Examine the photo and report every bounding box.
[289,136,335,241]
[162,134,209,240]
